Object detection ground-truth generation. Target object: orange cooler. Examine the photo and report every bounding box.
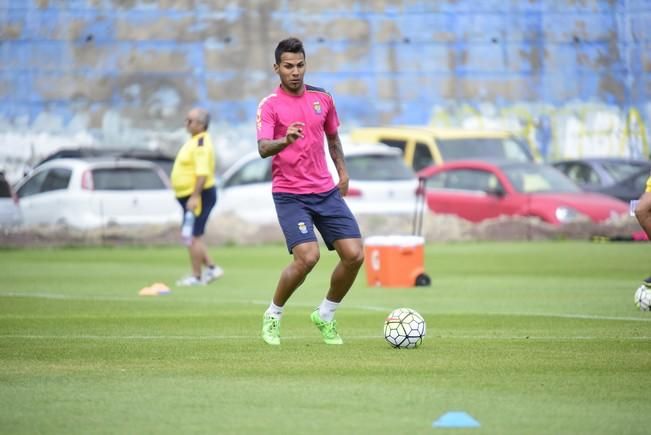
[364,235,428,288]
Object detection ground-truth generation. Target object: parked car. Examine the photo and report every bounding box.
[552,157,651,202]
[350,126,535,172]
[14,158,180,228]
[601,167,651,203]
[0,171,22,227]
[32,147,175,177]
[417,160,629,225]
[215,143,419,224]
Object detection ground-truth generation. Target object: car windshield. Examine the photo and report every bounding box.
[602,161,650,183]
[92,167,166,190]
[504,164,581,193]
[436,138,533,162]
[345,154,414,181]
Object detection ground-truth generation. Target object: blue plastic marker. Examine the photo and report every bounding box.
[433,411,480,428]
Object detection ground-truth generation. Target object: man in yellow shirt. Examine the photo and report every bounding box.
[634,174,651,238]
[171,107,223,286]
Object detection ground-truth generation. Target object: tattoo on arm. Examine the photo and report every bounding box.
[326,133,347,178]
[258,122,304,158]
[258,138,288,158]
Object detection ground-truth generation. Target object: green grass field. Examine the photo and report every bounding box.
[1,242,650,434]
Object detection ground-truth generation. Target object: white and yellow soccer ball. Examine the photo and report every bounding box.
[384,308,426,349]
[634,285,651,311]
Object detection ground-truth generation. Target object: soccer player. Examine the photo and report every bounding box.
[634,173,651,238]
[171,107,224,286]
[256,37,364,345]
[634,173,651,292]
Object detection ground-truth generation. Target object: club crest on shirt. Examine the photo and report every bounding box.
[298,221,308,234]
[313,101,321,114]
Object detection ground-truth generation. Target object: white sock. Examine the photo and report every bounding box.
[318,298,339,322]
[266,301,284,319]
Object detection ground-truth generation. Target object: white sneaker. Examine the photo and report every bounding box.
[203,265,224,284]
[176,276,205,287]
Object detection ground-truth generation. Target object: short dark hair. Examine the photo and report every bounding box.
[274,37,305,64]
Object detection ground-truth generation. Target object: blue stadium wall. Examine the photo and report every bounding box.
[0,0,649,178]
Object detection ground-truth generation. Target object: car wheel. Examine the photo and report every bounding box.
[415,273,431,287]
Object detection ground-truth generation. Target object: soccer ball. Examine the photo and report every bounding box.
[634,285,651,311]
[384,308,426,349]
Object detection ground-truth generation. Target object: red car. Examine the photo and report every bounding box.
[417,160,629,225]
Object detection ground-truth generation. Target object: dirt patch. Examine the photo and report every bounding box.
[0,213,644,248]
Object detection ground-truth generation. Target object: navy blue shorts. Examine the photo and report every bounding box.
[273,187,362,254]
[177,186,217,236]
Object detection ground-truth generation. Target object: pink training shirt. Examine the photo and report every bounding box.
[256,84,340,194]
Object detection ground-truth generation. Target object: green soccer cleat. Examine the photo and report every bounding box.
[310,310,343,345]
[261,313,281,345]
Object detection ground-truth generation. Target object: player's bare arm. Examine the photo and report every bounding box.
[326,132,349,196]
[634,191,651,237]
[258,122,305,158]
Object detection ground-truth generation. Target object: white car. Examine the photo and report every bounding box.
[215,143,419,224]
[14,158,180,229]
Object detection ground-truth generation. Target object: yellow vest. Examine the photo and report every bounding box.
[170,131,216,198]
[646,175,651,193]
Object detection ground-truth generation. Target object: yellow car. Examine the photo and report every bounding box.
[349,126,535,172]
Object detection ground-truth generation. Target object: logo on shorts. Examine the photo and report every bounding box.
[313,101,321,114]
[298,221,308,234]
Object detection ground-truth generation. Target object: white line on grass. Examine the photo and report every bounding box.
[11,334,297,341]
[495,312,651,323]
[1,292,73,300]
[0,334,649,341]
[253,300,651,322]
[250,300,391,312]
[0,292,142,302]
[3,293,651,323]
